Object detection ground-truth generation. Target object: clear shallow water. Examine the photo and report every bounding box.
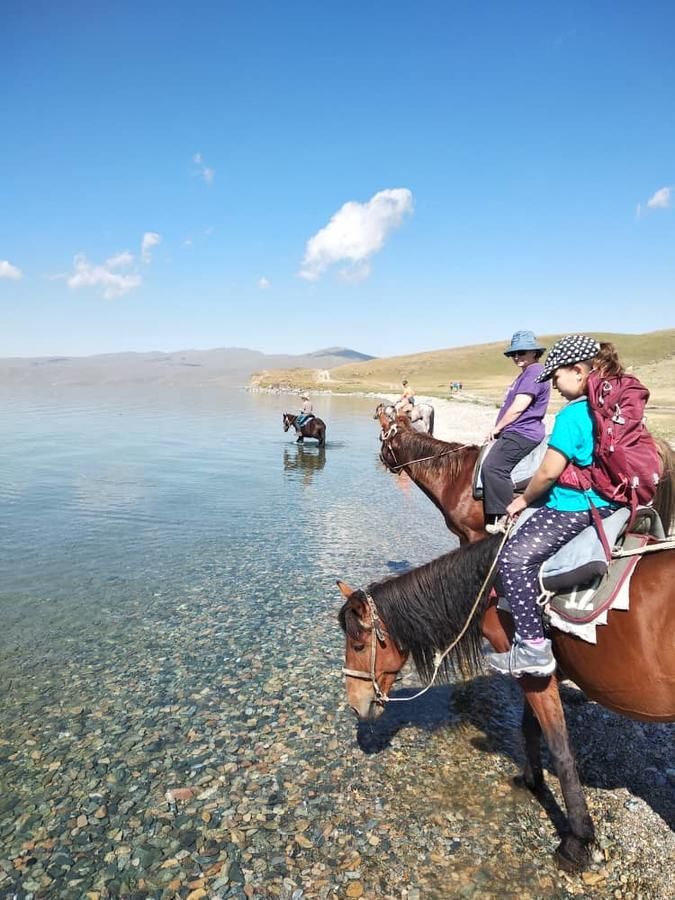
[0,383,453,614]
[3,385,672,899]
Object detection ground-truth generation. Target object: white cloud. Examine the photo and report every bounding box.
[107,251,135,269]
[299,188,414,282]
[141,231,161,263]
[67,252,141,299]
[193,152,215,185]
[258,277,271,289]
[646,186,672,210]
[0,260,22,280]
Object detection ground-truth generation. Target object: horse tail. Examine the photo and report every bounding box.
[654,438,675,535]
[428,406,435,437]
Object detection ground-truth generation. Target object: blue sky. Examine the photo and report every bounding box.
[2,1,674,358]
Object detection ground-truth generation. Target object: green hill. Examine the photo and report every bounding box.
[250,329,675,438]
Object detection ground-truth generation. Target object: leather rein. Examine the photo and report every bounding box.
[342,527,510,706]
[379,422,473,472]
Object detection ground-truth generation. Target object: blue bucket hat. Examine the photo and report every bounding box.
[504,330,546,357]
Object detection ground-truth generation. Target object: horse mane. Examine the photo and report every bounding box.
[340,537,501,681]
[395,426,479,481]
[655,438,675,535]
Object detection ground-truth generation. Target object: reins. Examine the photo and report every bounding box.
[379,423,474,471]
[342,524,513,704]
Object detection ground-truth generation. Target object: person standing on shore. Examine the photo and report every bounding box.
[483,331,550,534]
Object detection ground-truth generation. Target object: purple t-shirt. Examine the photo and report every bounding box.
[496,363,550,442]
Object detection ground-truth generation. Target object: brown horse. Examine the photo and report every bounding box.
[283,412,326,447]
[377,413,675,545]
[377,412,485,543]
[337,536,675,871]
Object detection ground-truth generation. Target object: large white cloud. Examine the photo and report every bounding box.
[67,252,141,299]
[299,188,414,282]
[0,260,22,280]
[646,186,672,209]
[141,231,161,262]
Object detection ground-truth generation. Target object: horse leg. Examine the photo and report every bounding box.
[515,701,544,794]
[523,678,594,871]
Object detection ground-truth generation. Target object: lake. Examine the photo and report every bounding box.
[1,383,671,899]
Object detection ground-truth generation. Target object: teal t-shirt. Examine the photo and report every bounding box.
[546,398,613,511]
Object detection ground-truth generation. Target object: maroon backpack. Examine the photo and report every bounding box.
[557,370,662,514]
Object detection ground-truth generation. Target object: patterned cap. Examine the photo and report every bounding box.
[536,334,600,382]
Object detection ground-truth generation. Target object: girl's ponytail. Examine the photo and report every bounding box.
[594,342,625,378]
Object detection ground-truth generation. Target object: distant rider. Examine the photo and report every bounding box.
[395,379,415,416]
[296,395,314,432]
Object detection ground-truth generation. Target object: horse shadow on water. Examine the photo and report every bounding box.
[355,673,675,833]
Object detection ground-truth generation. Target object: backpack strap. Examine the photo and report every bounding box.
[585,494,613,562]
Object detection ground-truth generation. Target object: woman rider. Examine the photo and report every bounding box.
[483,331,551,534]
[485,335,622,678]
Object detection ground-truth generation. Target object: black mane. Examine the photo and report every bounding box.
[356,537,500,681]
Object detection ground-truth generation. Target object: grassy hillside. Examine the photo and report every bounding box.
[251,329,675,438]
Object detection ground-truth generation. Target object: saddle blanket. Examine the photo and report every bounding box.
[497,507,664,644]
[473,437,548,500]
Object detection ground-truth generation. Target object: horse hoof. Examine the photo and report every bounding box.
[555,835,591,873]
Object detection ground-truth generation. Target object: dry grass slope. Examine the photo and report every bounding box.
[251,329,675,438]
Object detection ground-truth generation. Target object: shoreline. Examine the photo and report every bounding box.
[248,384,555,445]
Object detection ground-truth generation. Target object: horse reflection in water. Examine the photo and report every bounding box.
[283,446,326,486]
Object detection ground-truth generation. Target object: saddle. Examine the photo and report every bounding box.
[472,437,548,501]
[296,413,315,428]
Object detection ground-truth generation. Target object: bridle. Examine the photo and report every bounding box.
[379,421,473,472]
[341,593,402,706]
[341,526,512,705]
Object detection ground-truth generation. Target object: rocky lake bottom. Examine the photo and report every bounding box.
[0,385,673,899]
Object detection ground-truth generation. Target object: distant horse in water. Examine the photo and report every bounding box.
[337,535,675,871]
[374,401,435,436]
[377,412,675,546]
[283,413,326,447]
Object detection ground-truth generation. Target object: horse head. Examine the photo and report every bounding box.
[282,413,292,432]
[337,580,408,721]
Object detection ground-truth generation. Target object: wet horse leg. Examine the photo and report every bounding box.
[523,677,594,871]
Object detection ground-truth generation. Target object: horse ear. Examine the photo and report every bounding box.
[336,580,355,599]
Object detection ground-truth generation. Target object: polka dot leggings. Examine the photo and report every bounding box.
[498,506,613,640]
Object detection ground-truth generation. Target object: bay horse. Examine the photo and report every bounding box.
[337,536,675,870]
[377,413,675,545]
[376,411,485,543]
[283,413,326,447]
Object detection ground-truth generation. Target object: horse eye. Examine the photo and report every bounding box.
[352,642,366,652]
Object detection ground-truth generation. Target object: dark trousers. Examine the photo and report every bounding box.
[482,432,539,516]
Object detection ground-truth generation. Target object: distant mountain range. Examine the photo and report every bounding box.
[0,346,375,386]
